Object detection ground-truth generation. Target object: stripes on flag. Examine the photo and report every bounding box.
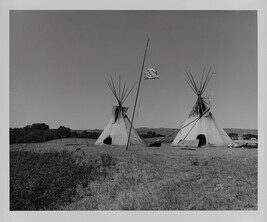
[144,68,159,80]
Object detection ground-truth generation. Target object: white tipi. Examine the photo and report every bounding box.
[95,77,146,146]
[171,68,232,147]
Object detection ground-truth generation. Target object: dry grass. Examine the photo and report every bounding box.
[10,139,257,210]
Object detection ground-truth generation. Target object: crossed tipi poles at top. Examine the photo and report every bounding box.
[184,67,215,115]
[185,67,215,96]
[106,75,137,109]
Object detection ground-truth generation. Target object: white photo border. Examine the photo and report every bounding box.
[1,0,266,222]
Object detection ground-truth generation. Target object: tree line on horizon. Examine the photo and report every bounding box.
[9,123,100,144]
[9,123,258,144]
[9,123,165,144]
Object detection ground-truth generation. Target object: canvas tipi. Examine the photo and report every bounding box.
[95,77,146,146]
[171,68,232,147]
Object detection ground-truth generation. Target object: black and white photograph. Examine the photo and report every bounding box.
[1,0,267,221]
[9,9,258,211]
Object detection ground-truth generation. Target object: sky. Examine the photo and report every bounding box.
[10,10,257,130]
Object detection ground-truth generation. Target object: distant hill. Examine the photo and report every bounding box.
[71,129,102,133]
[136,127,177,136]
[224,128,257,135]
[74,127,257,137]
[137,127,257,136]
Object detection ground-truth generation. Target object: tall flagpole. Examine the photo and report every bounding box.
[126,38,150,150]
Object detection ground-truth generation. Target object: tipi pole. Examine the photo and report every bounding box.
[151,107,211,144]
[126,38,150,150]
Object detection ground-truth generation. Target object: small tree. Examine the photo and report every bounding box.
[57,126,71,140]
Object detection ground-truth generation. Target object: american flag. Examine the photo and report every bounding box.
[144,68,159,80]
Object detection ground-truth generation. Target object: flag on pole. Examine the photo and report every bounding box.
[144,68,159,79]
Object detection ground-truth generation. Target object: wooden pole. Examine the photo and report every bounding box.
[126,38,150,150]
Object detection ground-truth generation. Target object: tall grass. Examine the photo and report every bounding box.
[10,143,257,210]
[63,147,257,210]
[10,150,115,210]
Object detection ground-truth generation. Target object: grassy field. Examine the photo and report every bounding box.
[10,138,257,210]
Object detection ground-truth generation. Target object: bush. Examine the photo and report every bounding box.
[101,154,115,168]
[140,131,164,138]
[10,151,115,210]
[190,158,199,166]
[10,124,49,144]
[10,124,103,144]
[79,131,101,139]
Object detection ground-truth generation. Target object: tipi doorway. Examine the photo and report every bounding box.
[103,136,112,145]
[196,134,206,147]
